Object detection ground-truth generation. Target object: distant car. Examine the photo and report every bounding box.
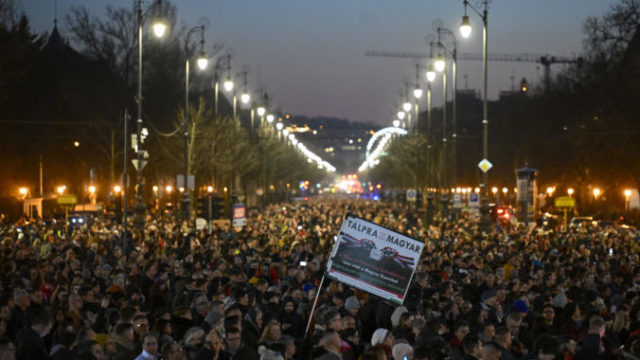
[569,216,596,229]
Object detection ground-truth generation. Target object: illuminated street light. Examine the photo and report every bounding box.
[546,187,555,196]
[18,187,28,198]
[223,77,234,92]
[413,87,423,99]
[461,0,490,231]
[114,185,121,193]
[402,101,412,112]
[593,188,601,199]
[57,185,66,195]
[625,189,633,211]
[196,52,208,70]
[276,122,284,131]
[89,185,96,194]
[165,185,173,194]
[133,0,167,235]
[567,188,574,197]
[434,53,446,72]
[266,114,275,123]
[241,92,250,104]
[152,185,159,193]
[257,106,266,117]
[207,186,214,193]
[491,187,498,194]
[393,119,400,128]
[73,141,80,147]
[397,111,405,120]
[459,15,472,38]
[502,187,508,194]
[426,65,437,82]
[179,187,185,193]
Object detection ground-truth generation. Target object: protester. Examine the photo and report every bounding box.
[2,196,640,360]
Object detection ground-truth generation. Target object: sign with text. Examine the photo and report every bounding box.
[232,203,247,227]
[327,214,424,305]
[555,196,575,208]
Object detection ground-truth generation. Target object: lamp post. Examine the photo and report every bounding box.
[412,64,423,133]
[625,189,632,211]
[133,0,166,235]
[460,0,490,231]
[434,48,448,218]
[438,27,458,187]
[425,46,437,225]
[182,25,208,223]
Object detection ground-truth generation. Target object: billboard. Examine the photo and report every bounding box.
[326,214,424,305]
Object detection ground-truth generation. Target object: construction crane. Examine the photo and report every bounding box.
[365,50,582,91]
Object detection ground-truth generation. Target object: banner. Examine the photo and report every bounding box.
[326,214,424,305]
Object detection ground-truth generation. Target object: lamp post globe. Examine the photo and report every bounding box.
[241,92,250,104]
[152,19,167,38]
[257,106,266,117]
[426,65,437,82]
[459,15,472,38]
[402,102,412,112]
[434,54,446,72]
[266,114,275,123]
[413,87,423,99]
[223,78,234,92]
[196,53,208,70]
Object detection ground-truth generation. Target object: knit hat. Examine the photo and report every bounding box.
[371,328,390,346]
[392,343,413,360]
[345,296,360,311]
[552,292,569,309]
[512,300,529,313]
[205,311,224,326]
[481,290,497,302]
[390,306,408,328]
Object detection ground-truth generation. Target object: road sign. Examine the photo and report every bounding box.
[132,159,147,171]
[478,159,493,173]
[176,175,195,190]
[406,189,416,202]
[469,193,480,208]
[452,193,462,209]
[555,196,575,208]
[57,194,77,205]
[232,203,247,227]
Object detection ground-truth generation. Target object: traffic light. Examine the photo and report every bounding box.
[212,195,225,219]
[196,197,209,219]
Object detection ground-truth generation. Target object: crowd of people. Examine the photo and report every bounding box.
[0,196,640,360]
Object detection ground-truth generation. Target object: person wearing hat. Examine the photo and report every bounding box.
[480,290,502,325]
[371,328,394,358]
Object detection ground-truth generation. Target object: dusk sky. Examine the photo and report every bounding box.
[20,0,618,126]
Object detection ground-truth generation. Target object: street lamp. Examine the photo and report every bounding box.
[223,56,234,92]
[593,188,601,200]
[438,26,459,188]
[266,114,275,123]
[57,185,66,195]
[625,189,632,211]
[461,0,490,232]
[18,187,28,198]
[393,119,400,128]
[397,110,405,120]
[183,25,208,222]
[133,0,167,235]
[567,188,574,197]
